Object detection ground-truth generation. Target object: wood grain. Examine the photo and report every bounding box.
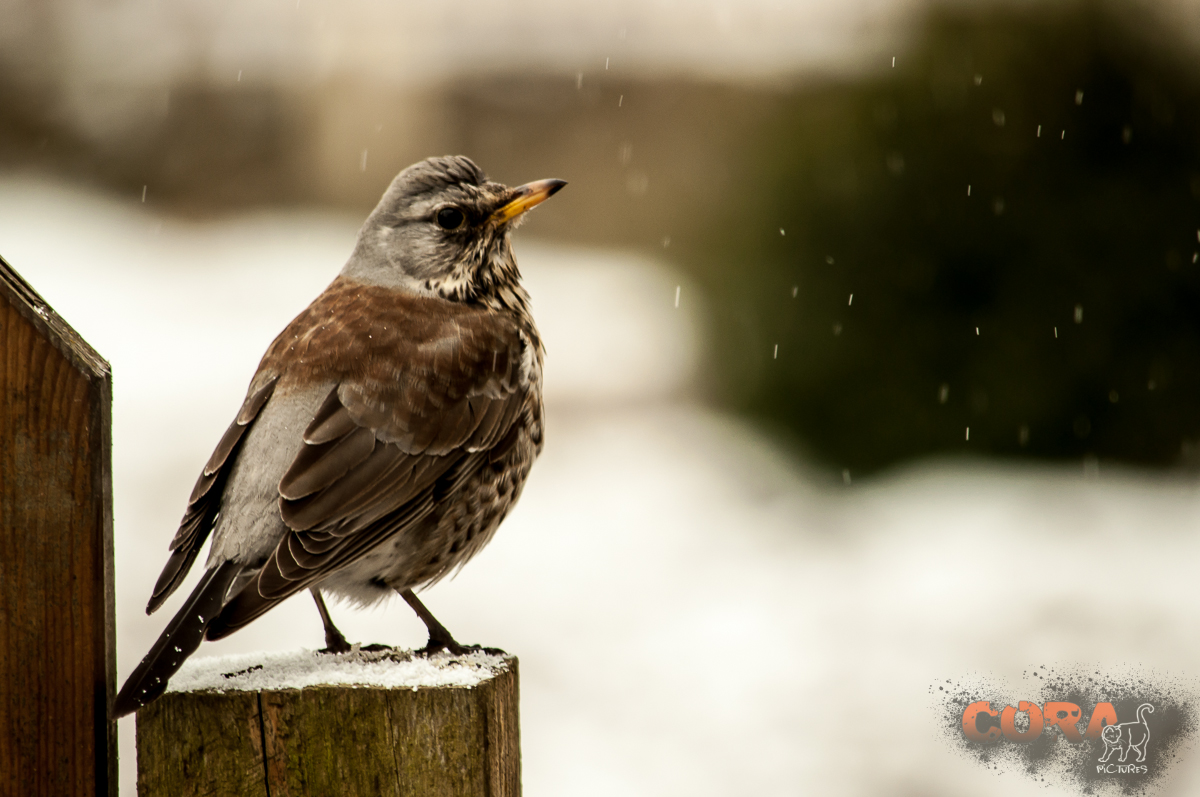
[0,255,115,796]
[137,658,520,797]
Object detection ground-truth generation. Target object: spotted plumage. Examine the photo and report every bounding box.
[115,156,564,717]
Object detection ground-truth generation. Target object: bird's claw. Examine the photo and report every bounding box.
[417,638,506,657]
[319,627,353,654]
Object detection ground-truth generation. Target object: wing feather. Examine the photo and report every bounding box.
[302,388,359,444]
[277,424,376,501]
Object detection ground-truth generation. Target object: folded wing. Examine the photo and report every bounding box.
[206,304,535,639]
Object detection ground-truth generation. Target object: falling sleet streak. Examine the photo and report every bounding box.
[674,285,680,309]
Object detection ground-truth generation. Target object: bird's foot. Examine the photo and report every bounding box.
[417,636,506,657]
[398,588,504,657]
[318,627,353,654]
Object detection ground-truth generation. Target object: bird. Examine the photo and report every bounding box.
[114,155,565,718]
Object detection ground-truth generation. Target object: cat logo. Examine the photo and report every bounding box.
[1098,703,1153,769]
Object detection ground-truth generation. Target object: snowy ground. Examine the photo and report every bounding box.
[3,175,1200,796]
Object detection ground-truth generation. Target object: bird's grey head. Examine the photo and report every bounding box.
[343,155,566,307]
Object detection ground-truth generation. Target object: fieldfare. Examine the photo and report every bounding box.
[115,155,564,717]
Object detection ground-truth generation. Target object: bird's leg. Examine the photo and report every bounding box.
[399,589,503,656]
[399,589,465,654]
[310,587,352,654]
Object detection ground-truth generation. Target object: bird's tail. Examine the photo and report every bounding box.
[114,560,241,717]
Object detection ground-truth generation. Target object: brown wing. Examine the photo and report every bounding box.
[206,297,534,639]
[146,376,279,614]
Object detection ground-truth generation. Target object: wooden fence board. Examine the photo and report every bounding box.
[0,254,115,796]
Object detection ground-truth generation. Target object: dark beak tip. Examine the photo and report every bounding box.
[547,179,567,196]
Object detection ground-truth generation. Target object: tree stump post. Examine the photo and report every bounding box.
[136,652,521,797]
[0,255,116,796]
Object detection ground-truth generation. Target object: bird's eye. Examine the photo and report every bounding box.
[435,207,465,230]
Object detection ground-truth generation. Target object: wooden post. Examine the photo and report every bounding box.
[0,255,116,796]
[136,655,521,796]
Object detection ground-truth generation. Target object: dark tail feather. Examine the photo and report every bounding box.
[114,560,241,717]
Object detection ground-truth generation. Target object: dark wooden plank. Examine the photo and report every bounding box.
[0,254,115,797]
[136,658,521,797]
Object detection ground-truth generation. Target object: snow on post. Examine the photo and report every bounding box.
[135,648,521,797]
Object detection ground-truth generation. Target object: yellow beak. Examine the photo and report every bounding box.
[491,179,568,224]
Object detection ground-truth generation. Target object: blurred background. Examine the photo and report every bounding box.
[4,0,1200,794]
